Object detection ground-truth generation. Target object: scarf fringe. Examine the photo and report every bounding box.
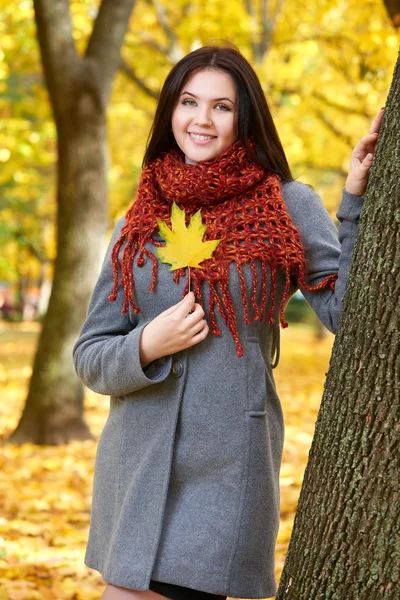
[111,241,337,359]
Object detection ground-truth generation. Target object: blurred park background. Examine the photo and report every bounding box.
[0,0,399,598]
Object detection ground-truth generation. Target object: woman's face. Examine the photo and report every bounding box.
[171,68,238,165]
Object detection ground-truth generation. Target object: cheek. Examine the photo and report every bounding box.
[171,108,188,133]
[171,110,183,136]
[223,116,237,143]
[171,113,178,134]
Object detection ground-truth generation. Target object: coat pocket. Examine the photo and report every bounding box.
[246,337,267,415]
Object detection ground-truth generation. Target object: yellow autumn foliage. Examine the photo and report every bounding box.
[1,0,398,288]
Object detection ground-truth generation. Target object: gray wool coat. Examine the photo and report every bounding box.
[73,181,363,599]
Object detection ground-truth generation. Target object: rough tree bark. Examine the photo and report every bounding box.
[277,49,400,599]
[8,0,136,445]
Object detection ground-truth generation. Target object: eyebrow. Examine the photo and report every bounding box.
[179,91,235,104]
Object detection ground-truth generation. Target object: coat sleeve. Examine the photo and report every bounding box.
[282,180,364,333]
[72,217,172,396]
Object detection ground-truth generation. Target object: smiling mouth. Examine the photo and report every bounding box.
[188,132,217,141]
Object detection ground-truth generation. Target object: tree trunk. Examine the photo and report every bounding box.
[8,0,136,445]
[10,96,107,444]
[313,315,327,340]
[277,49,400,600]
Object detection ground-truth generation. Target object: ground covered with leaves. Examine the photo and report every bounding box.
[0,321,334,600]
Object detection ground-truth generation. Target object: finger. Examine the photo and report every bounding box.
[352,133,379,160]
[187,322,209,346]
[363,153,374,166]
[174,291,196,317]
[188,317,208,338]
[358,153,374,174]
[164,292,193,316]
[185,302,204,318]
[368,107,384,135]
[183,303,206,328]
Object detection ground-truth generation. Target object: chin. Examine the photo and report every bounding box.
[186,150,219,164]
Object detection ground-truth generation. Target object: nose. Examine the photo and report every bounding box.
[193,106,212,127]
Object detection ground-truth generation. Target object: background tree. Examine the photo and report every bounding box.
[277,48,400,600]
[8,0,136,444]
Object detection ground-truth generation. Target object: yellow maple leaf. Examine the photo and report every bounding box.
[156,202,221,270]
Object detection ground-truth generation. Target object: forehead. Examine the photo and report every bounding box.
[180,68,236,99]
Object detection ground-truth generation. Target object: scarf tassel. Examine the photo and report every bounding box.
[111,240,337,359]
[250,261,260,321]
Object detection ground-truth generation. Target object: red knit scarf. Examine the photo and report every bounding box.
[110,141,337,357]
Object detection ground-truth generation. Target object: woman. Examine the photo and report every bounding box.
[73,45,382,600]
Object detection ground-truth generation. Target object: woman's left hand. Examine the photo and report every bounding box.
[345,107,384,196]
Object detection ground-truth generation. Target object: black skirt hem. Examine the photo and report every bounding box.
[149,579,227,600]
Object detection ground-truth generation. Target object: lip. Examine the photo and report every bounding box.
[187,132,217,145]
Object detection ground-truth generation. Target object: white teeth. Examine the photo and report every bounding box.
[189,133,215,140]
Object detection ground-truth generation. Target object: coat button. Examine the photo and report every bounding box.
[171,361,184,378]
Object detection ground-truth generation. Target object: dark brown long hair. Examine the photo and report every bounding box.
[143,44,292,181]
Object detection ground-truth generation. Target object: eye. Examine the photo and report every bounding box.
[181,98,197,106]
[215,103,230,111]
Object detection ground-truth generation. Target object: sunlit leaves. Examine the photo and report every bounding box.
[1,0,399,283]
[0,3,55,281]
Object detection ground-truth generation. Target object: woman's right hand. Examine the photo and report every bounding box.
[344,107,384,196]
[139,291,209,367]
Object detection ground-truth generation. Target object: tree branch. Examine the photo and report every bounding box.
[142,0,183,63]
[298,162,348,178]
[246,0,282,63]
[13,228,53,264]
[326,55,366,105]
[245,0,261,64]
[133,31,171,58]
[33,0,79,113]
[24,242,53,264]
[259,0,271,57]
[314,110,355,149]
[313,91,371,119]
[119,58,159,99]
[181,2,192,19]
[85,0,137,104]
[274,34,359,49]
[271,0,285,28]
[148,0,177,48]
